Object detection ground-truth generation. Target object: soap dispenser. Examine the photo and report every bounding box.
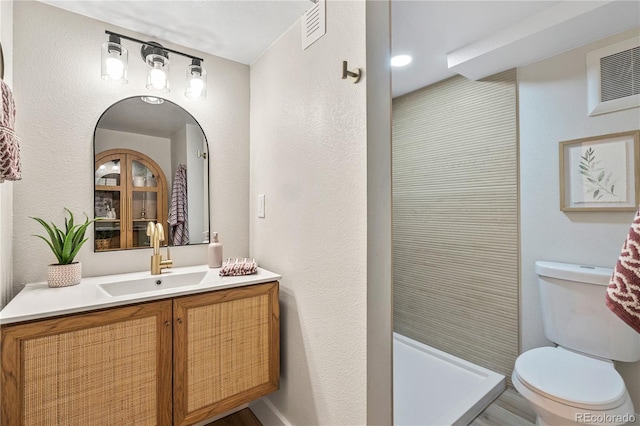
[208,232,223,268]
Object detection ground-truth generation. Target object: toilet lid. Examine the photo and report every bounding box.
[514,347,626,410]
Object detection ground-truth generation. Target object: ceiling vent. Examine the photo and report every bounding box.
[587,37,640,116]
[302,0,325,50]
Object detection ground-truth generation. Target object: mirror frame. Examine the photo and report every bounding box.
[92,95,211,251]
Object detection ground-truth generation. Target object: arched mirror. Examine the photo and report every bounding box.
[94,96,209,251]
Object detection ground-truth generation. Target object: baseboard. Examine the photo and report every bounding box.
[249,397,292,426]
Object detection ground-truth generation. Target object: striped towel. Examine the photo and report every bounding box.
[219,258,258,277]
[0,79,21,182]
[606,207,640,333]
[168,164,189,245]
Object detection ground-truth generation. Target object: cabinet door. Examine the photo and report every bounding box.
[95,149,168,251]
[173,282,279,425]
[126,154,167,249]
[95,151,126,250]
[1,301,173,426]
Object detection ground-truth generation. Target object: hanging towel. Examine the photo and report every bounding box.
[168,164,189,245]
[606,207,640,333]
[0,79,21,182]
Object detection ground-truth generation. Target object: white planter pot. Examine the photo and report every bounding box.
[47,262,82,288]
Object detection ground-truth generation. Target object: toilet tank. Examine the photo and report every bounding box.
[535,261,640,362]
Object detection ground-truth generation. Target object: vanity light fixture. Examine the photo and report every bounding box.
[141,42,170,93]
[101,30,207,101]
[185,59,207,100]
[101,34,128,83]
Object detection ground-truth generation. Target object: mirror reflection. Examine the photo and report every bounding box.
[94,97,209,251]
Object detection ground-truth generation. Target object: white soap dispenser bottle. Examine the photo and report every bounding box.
[208,232,223,268]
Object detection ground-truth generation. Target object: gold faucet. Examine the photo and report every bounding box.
[147,222,173,275]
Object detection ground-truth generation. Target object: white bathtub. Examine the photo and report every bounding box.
[394,333,506,426]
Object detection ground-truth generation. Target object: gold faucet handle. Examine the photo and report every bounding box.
[146,221,156,238]
[155,223,165,243]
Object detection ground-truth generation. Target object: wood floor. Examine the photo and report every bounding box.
[469,387,536,426]
[207,408,262,426]
[210,388,535,426]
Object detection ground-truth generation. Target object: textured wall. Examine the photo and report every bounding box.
[519,27,640,410]
[11,1,250,290]
[393,70,519,378]
[0,0,14,309]
[249,1,368,424]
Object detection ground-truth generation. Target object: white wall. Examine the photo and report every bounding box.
[11,1,249,289]
[249,1,369,424]
[185,123,207,242]
[519,27,640,410]
[0,0,14,309]
[365,1,393,423]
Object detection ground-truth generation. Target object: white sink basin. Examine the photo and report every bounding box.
[98,271,207,297]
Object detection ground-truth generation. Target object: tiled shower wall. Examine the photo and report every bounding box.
[392,69,519,377]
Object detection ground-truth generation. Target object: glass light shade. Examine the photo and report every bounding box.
[185,63,207,100]
[146,54,170,93]
[140,96,165,105]
[101,41,128,83]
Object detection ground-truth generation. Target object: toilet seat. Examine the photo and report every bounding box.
[514,347,627,410]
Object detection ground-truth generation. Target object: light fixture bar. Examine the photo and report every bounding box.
[104,30,203,63]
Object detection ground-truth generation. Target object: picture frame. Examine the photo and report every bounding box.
[560,130,640,212]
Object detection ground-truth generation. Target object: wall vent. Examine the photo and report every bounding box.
[302,0,325,50]
[587,37,640,116]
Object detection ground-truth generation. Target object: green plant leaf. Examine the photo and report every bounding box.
[594,189,600,199]
[598,171,604,181]
[611,185,615,194]
[31,209,99,265]
[68,238,88,262]
[31,217,63,256]
[64,208,74,234]
[32,234,63,264]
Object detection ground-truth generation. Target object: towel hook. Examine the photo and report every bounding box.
[342,61,361,84]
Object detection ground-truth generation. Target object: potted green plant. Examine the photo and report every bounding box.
[31,208,98,287]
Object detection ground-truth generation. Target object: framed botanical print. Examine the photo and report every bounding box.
[560,131,640,212]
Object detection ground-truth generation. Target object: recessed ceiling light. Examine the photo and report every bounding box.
[391,55,412,67]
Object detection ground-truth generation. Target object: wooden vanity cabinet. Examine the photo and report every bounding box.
[0,282,280,426]
[173,282,280,425]
[1,301,174,426]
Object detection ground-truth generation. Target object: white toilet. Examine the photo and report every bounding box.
[512,261,640,426]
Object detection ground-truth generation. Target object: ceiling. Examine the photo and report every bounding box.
[97,98,199,139]
[392,0,640,97]
[41,0,640,99]
[40,0,312,65]
[391,1,560,97]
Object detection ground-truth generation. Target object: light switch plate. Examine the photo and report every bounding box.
[258,194,265,218]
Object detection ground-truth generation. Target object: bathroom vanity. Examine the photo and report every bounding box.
[0,266,281,426]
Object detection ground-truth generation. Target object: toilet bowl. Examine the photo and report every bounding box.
[512,347,634,426]
[514,262,640,426]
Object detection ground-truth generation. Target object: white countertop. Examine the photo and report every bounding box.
[0,265,282,325]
